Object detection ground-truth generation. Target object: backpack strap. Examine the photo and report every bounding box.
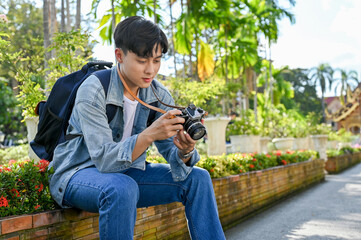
[93,69,117,123]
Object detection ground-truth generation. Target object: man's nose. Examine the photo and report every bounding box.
[145,62,154,74]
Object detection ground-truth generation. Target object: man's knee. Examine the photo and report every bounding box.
[101,174,139,207]
[188,167,212,186]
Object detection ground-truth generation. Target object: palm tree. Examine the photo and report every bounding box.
[333,69,359,104]
[244,0,295,105]
[309,63,334,122]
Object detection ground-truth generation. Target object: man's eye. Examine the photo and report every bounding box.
[137,60,146,64]
[154,60,160,63]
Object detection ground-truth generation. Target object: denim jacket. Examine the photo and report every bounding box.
[48,66,200,207]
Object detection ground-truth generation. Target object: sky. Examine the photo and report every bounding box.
[86,0,361,97]
[272,0,361,74]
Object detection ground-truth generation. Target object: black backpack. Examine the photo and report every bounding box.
[30,61,158,161]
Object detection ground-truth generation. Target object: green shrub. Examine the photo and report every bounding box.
[0,159,57,217]
[327,146,361,157]
[226,110,260,139]
[0,150,319,218]
[147,150,318,178]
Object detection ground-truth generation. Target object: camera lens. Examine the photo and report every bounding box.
[187,122,206,140]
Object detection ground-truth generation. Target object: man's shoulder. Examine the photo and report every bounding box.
[76,75,105,101]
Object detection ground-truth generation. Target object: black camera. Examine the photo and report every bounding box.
[177,104,207,140]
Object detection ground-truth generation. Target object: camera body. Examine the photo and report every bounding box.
[177,104,207,140]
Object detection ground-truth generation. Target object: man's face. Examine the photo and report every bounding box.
[116,45,162,92]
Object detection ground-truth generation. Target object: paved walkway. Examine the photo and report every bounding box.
[225,162,361,240]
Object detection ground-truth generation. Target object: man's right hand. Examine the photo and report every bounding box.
[142,109,185,142]
[132,110,185,162]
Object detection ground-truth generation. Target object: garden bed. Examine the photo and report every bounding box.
[325,151,361,174]
[0,158,325,240]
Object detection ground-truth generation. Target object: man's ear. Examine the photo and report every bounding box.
[115,48,124,63]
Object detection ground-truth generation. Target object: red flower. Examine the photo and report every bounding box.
[210,169,214,173]
[275,150,282,156]
[8,160,16,165]
[249,153,254,157]
[11,188,20,198]
[36,160,49,172]
[0,196,9,207]
[250,164,255,169]
[239,169,243,173]
[266,154,271,158]
[35,184,44,192]
[252,158,257,162]
[34,205,41,210]
[281,160,287,165]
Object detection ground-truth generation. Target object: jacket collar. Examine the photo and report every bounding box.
[105,66,158,107]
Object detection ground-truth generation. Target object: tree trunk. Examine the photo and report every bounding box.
[43,0,51,91]
[224,25,228,83]
[188,53,193,77]
[269,44,273,104]
[181,0,186,78]
[50,0,56,37]
[66,0,70,31]
[75,0,81,30]
[50,0,57,58]
[321,93,326,123]
[195,33,199,81]
[224,24,230,114]
[43,0,50,65]
[60,0,65,32]
[253,70,258,123]
[169,0,177,78]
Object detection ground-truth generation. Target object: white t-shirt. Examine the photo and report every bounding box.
[121,95,139,142]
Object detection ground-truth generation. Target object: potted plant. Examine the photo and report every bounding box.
[267,112,294,151]
[226,110,261,153]
[309,122,331,161]
[290,119,310,150]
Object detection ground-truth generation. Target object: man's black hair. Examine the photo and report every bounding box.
[113,16,168,57]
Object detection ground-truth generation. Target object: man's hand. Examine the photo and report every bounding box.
[173,130,196,163]
[142,109,185,142]
[138,109,197,164]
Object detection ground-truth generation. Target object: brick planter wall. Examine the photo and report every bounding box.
[325,152,361,174]
[0,159,325,240]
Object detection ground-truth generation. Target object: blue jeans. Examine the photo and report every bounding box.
[63,163,226,240]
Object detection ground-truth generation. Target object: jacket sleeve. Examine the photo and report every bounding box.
[152,84,200,182]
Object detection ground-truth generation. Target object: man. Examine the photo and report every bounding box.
[48,16,226,239]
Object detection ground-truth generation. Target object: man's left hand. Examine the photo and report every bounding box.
[173,130,196,163]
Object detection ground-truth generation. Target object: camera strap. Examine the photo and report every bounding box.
[116,63,184,115]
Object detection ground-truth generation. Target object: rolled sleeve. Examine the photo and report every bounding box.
[154,138,200,182]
